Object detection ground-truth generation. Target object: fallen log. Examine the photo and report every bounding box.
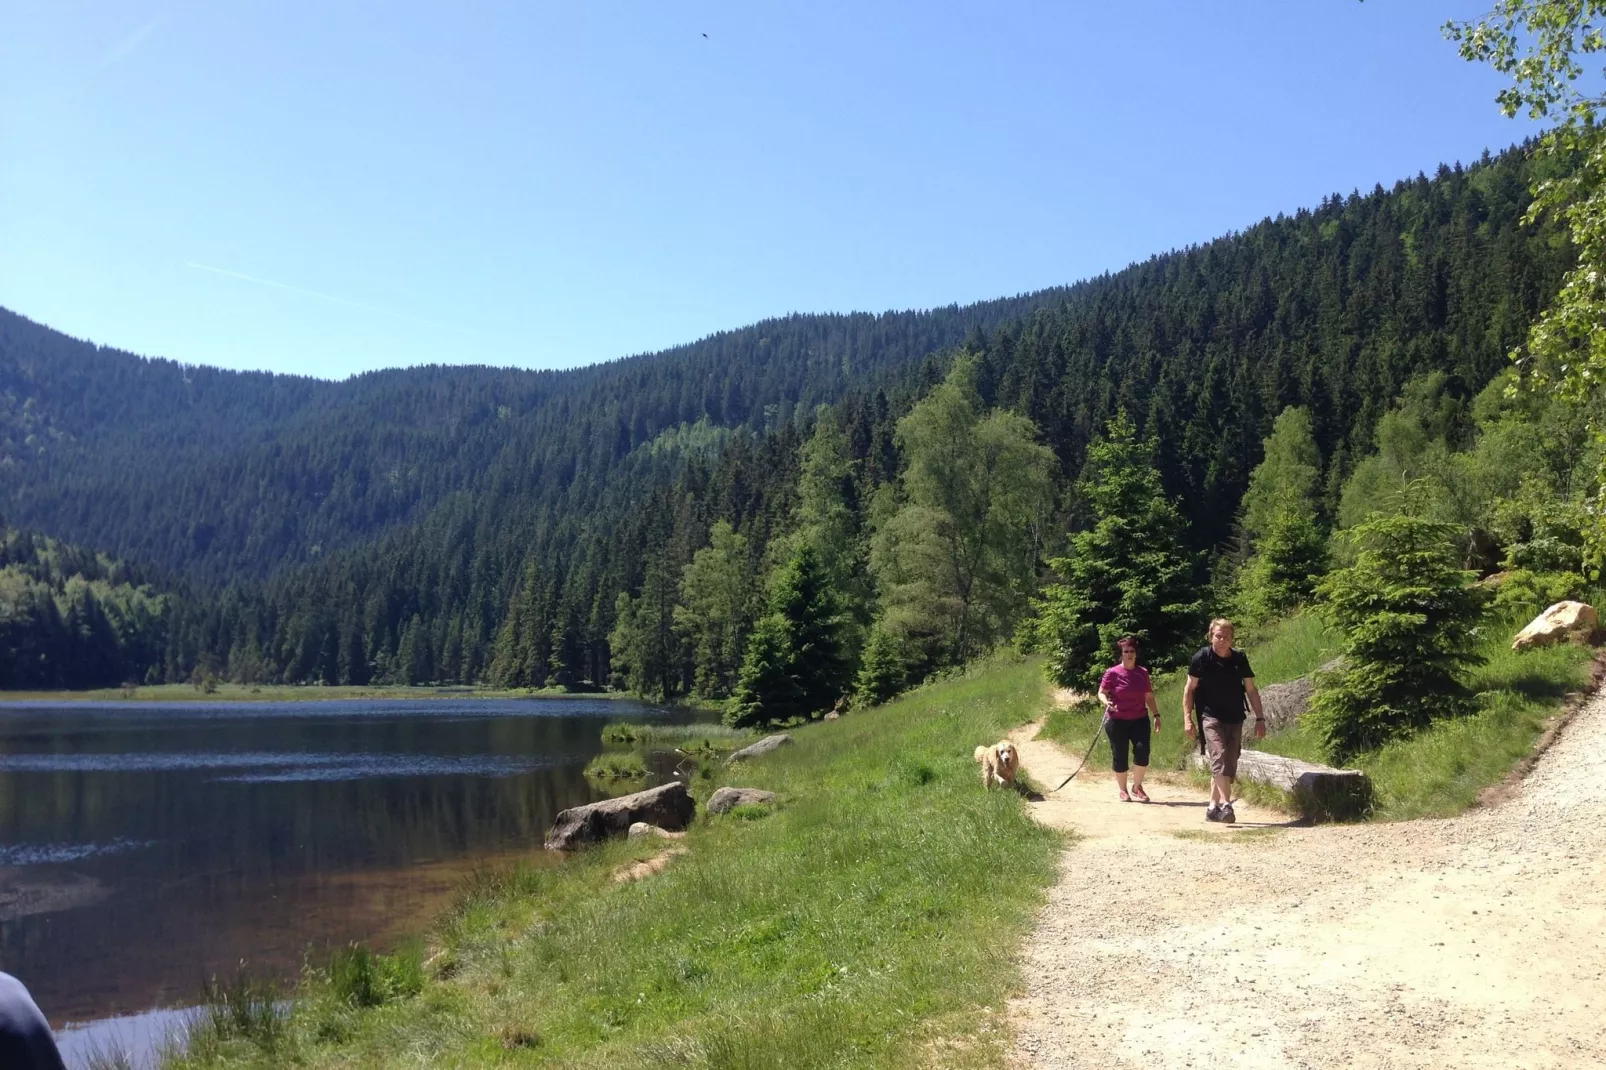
[1191,748,1371,821]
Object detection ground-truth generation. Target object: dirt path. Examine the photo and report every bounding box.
[1005,698,1606,1069]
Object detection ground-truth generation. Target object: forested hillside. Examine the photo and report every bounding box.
[0,143,1573,692]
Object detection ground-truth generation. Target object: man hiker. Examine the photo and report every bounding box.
[0,971,66,1070]
[1182,618,1264,824]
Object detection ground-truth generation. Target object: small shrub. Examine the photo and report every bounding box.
[328,942,424,1009]
[1490,568,1586,618]
[1309,505,1489,763]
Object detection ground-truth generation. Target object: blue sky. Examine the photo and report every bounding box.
[0,1,1536,380]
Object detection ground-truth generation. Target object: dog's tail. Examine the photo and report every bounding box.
[973,745,988,762]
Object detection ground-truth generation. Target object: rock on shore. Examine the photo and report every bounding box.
[545,782,696,851]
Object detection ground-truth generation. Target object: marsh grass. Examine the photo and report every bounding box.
[160,657,1062,1069]
[583,751,650,780]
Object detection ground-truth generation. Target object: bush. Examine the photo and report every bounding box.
[1235,508,1330,621]
[1309,505,1489,763]
[1490,568,1586,618]
[327,943,425,1009]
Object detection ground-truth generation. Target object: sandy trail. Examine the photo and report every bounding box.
[1006,699,1606,1069]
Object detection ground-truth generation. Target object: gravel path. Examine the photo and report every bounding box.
[1006,695,1606,1069]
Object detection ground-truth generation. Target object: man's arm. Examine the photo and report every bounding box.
[1245,676,1265,739]
[1182,675,1198,736]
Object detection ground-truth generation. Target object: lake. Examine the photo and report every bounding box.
[0,694,680,1034]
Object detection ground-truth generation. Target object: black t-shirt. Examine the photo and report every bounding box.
[1188,646,1254,723]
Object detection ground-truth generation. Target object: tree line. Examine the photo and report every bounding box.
[0,141,1581,717]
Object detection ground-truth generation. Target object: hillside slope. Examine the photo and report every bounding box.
[0,143,1574,687]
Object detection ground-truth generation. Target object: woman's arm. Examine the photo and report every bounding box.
[1146,687,1160,733]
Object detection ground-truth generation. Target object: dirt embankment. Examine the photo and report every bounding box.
[1006,697,1606,1069]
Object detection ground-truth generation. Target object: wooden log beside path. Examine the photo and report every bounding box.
[1191,747,1372,820]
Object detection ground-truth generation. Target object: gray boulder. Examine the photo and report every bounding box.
[728,734,793,762]
[1258,676,1314,733]
[545,782,696,851]
[707,787,777,815]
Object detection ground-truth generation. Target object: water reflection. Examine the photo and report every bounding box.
[0,696,677,1026]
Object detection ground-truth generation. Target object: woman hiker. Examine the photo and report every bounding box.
[1097,635,1161,802]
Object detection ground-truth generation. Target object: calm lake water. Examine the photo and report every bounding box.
[0,695,680,1030]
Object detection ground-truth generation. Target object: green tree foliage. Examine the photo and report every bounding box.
[608,553,683,699]
[0,141,1580,690]
[1309,502,1489,763]
[0,524,174,688]
[1449,2,1606,568]
[1239,407,1323,540]
[870,356,1055,669]
[1235,407,1330,619]
[1035,412,1202,688]
[789,406,873,628]
[674,520,755,698]
[727,545,853,728]
[853,622,923,706]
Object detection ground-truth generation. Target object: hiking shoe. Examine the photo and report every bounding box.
[1204,804,1222,822]
[1220,803,1237,825]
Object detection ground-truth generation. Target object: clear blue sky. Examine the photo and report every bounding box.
[0,1,1537,380]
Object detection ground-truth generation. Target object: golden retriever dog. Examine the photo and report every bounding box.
[974,740,1019,790]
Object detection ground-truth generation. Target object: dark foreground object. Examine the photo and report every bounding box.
[0,972,65,1070]
[1193,749,1373,821]
[545,782,697,850]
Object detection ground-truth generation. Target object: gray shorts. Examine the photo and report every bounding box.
[1202,717,1243,779]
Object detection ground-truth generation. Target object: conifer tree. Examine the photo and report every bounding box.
[727,545,852,728]
[1309,501,1488,762]
[1035,411,1202,688]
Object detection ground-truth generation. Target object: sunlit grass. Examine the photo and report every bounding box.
[159,657,1063,1069]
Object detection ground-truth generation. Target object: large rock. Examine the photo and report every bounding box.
[727,734,793,762]
[1513,601,1599,651]
[707,787,777,814]
[545,782,696,851]
[1257,676,1314,734]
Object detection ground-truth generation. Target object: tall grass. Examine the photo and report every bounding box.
[160,658,1062,1069]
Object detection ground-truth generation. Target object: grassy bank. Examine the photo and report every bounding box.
[1040,612,1597,820]
[160,658,1061,1069]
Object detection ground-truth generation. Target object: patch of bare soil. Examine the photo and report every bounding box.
[1005,695,1606,1069]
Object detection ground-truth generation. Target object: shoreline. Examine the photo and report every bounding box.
[0,682,723,711]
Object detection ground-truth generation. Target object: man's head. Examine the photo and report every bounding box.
[1208,618,1234,655]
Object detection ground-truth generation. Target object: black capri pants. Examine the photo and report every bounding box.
[1105,716,1151,773]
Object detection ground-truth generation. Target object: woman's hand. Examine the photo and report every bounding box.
[1152,714,1161,735]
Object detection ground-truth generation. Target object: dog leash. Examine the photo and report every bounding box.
[1050,713,1108,793]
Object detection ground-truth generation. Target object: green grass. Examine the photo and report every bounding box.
[583,752,651,781]
[601,722,753,757]
[159,657,1062,1069]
